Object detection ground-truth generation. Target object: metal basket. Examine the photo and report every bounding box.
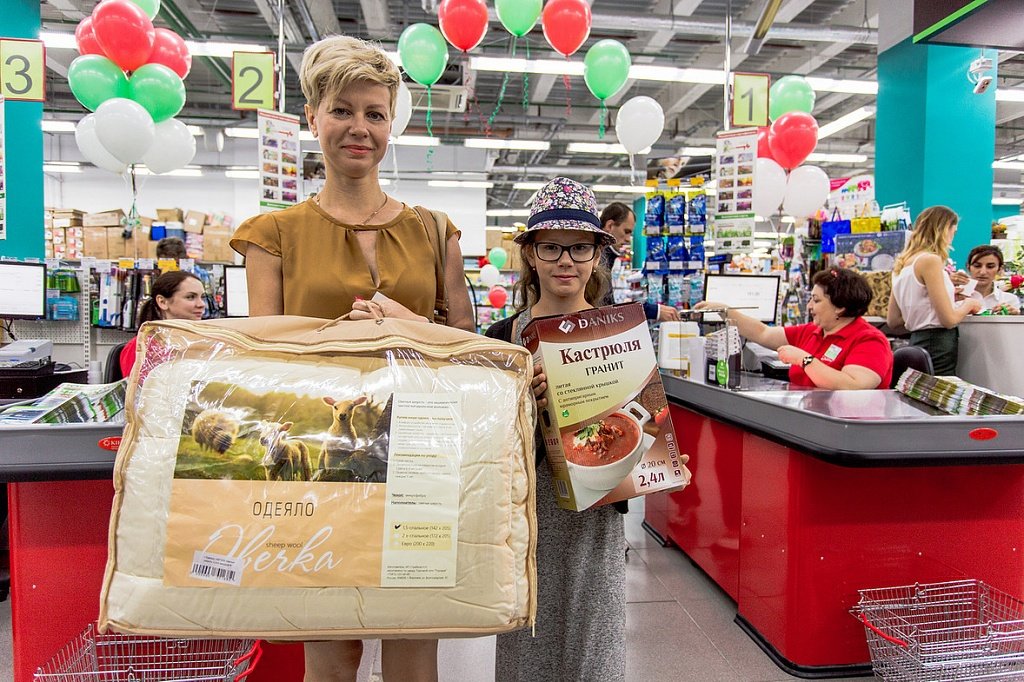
[34,624,262,682]
[852,579,1024,682]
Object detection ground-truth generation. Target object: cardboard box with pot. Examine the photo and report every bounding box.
[521,302,691,511]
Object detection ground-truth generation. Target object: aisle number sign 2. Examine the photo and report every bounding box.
[0,39,45,102]
[232,52,275,110]
[731,72,769,128]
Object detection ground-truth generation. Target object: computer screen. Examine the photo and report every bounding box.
[703,274,781,325]
[224,265,249,318]
[0,262,47,320]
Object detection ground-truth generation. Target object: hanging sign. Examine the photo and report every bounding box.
[712,128,759,252]
[257,109,301,213]
[232,52,275,111]
[0,95,5,240]
[0,39,45,102]
[731,72,769,128]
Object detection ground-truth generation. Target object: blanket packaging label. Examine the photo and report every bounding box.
[162,377,462,588]
[522,303,691,511]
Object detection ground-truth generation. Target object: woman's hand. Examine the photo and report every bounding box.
[995,302,1021,315]
[532,364,548,408]
[657,305,680,322]
[949,270,970,287]
[349,294,428,323]
[693,301,727,312]
[777,345,810,366]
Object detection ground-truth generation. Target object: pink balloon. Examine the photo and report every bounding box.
[488,286,508,309]
[91,0,156,72]
[148,28,192,79]
[75,17,105,57]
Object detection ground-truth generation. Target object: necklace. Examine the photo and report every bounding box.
[315,192,389,224]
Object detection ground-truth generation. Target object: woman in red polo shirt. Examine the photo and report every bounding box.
[696,268,893,389]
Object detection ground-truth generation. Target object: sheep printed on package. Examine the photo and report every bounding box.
[99,315,537,639]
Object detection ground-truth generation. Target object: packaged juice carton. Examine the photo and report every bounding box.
[522,303,692,511]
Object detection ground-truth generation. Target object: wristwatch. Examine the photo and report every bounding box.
[801,355,815,368]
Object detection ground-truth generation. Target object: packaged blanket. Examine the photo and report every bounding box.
[99,315,537,639]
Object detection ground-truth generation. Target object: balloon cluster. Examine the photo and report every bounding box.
[70,0,195,175]
[753,75,829,219]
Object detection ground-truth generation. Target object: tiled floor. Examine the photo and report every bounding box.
[1,501,871,681]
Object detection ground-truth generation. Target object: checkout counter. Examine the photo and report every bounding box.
[645,372,1024,677]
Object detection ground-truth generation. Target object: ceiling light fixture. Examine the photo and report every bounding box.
[224,128,258,139]
[486,209,532,217]
[465,138,550,151]
[225,170,260,179]
[513,182,546,191]
[43,163,82,174]
[41,120,76,133]
[566,142,651,155]
[993,161,1024,170]
[806,152,869,163]
[817,106,876,139]
[428,180,494,189]
[996,89,1024,103]
[393,135,440,147]
[992,197,1022,205]
[678,147,716,156]
[592,185,650,194]
[133,166,204,177]
[40,32,268,57]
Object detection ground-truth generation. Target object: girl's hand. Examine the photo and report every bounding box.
[532,363,548,408]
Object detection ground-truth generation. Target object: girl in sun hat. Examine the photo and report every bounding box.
[486,177,627,682]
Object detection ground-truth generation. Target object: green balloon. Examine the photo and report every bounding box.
[496,0,542,38]
[128,0,161,19]
[583,40,631,101]
[128,63,185,123]
[398,23,449,87]
[68,55,129,112]
[769,75,815,121]
[488,247,508,269]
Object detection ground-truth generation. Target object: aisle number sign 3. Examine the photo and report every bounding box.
[232,52,275,110]
[732,72,769,128]
[0,39,45,102]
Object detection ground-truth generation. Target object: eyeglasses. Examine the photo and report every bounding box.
[533,241,598,263]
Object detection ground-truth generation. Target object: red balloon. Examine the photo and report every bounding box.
[148,28,192,79]
[756,126,774,160]
[768,112,818,170]
[542,0,592,57]
[488,286,508,309]
[75,17,105,57]
[438,0,489,53]
[91,0,156,72]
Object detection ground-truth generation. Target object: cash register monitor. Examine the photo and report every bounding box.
[224,265,249,318]
[0,262,46,320]
[703,273,781,325]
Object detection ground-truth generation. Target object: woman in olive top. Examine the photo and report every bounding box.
[229,34,473,682]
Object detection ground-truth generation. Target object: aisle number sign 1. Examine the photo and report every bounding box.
[232,52,275,110]
[731,72,769,128]
[0,39,45,102]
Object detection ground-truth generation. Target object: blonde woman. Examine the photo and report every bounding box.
[888,206,982,375]
[231,35,473,331]
[230,35,474,682]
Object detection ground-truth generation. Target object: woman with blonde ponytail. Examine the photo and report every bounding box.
[888,206,982,375]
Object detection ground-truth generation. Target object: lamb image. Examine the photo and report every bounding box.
[259,420,313,482]
[190,409,240,454]
[316,395,393,483]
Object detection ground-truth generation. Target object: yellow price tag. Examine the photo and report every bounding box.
[232,52,275,110]
[732,72,770,128]
[0,38,45,102]
[118,258,136,269]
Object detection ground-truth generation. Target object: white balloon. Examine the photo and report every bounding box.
[753,157,787,217]
[479,264,501,287]
[783,165,830,219]
[142,118,196,174]
[392,81,413,138]
[94,98,156,165]
[75,115,126,174]
[615,96,665,154]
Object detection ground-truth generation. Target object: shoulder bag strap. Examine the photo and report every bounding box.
[413,205,449,325]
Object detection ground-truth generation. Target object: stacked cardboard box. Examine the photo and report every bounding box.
[45,209,86,259]
[144,207,236,262]
[484,228,522,271]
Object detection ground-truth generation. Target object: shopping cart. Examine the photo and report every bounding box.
[851,579,1024,681]
[34,624,262,682]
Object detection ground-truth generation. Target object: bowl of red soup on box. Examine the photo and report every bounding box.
[563,402,653,492]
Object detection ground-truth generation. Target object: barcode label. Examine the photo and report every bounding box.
[189,551,243,586]
[554,478,570,500]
